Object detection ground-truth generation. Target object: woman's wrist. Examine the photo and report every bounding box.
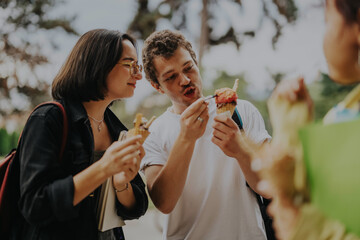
[97,157,113,178]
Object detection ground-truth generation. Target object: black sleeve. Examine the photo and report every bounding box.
[17,106,79,226]
[115,173,148,220]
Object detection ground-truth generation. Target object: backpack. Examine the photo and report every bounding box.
[0,101,68,238]
[232,108,276,240]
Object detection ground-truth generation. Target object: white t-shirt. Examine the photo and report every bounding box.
[141,99,271,240]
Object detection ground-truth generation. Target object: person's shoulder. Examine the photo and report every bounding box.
[24,103,65,133]
[236,99,258,112]
[30,102,64,120]
[149,111,173,130]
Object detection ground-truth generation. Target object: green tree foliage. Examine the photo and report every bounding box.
[0,128,20,157]
[309,73,356,121]
[0,0,77,118]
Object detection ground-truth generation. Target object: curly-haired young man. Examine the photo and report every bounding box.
[141,29,271,240]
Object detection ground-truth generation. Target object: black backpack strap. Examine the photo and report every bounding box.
[232,108,243,130]
[232,109,276,240]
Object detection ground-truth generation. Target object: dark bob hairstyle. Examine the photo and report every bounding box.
[52,29,136,102]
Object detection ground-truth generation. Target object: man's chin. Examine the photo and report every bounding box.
[329,70,360,85]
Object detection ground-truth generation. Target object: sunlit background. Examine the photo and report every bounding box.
[1,0,331,130]
[54,0,327,115]
[1,1,356,238]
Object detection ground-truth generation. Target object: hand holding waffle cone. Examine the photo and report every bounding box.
[125,113,156,144]
[215,79,239,115]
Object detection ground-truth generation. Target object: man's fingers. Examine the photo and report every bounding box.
[212,121,228,135]
[181,98,206,119]
[211,137,222,147]
[213,115,238,130]
[194,105,209,124]
[212,128,227,141]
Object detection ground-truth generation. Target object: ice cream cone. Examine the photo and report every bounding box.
[126,114,156,144]
[215,79,239,115]
[127,128,150,144]
[216,103,236,115]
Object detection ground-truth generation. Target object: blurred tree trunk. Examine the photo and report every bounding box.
[198,0,209,66]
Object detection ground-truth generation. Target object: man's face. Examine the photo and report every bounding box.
[152,47,203,113]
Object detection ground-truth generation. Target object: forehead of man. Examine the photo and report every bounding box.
[153,47,195,79]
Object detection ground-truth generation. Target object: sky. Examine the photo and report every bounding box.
[48,0,326,113]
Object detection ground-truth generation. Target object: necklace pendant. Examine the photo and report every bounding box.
[97,124,102,132]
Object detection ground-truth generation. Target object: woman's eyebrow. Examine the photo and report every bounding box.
[121,57,136,61]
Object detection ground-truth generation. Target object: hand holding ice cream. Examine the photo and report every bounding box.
[215,79,239,115]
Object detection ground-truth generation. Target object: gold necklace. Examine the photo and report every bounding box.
[88,114,104,132]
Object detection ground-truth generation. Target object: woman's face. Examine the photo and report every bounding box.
[106,39,142,100]
[323,0,360,84]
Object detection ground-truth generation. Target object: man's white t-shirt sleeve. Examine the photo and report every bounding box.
[237,100,271,144]
[141,128,167,171]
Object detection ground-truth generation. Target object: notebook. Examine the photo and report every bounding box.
[97,177,125,232]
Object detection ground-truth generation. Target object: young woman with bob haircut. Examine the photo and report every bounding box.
[11,29,148,240]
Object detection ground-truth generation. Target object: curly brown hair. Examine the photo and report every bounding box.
[142,29,198,85]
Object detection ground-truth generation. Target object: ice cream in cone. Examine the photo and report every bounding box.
[215,79,239,115]
[126,113,156,144]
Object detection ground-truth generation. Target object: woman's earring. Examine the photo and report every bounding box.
[358,48,360,66]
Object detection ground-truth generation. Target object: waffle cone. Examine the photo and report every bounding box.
[127,128,150,144]
[216,103,236,115]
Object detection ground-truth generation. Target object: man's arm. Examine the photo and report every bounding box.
[212,113,270,198]
[144,98,209,214]
[144,136,196,214]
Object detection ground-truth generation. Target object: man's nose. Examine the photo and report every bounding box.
[179,74,190,86]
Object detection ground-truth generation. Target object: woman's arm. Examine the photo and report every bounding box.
[115,173,148,220]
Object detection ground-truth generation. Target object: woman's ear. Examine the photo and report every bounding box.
[151,81,165,94]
